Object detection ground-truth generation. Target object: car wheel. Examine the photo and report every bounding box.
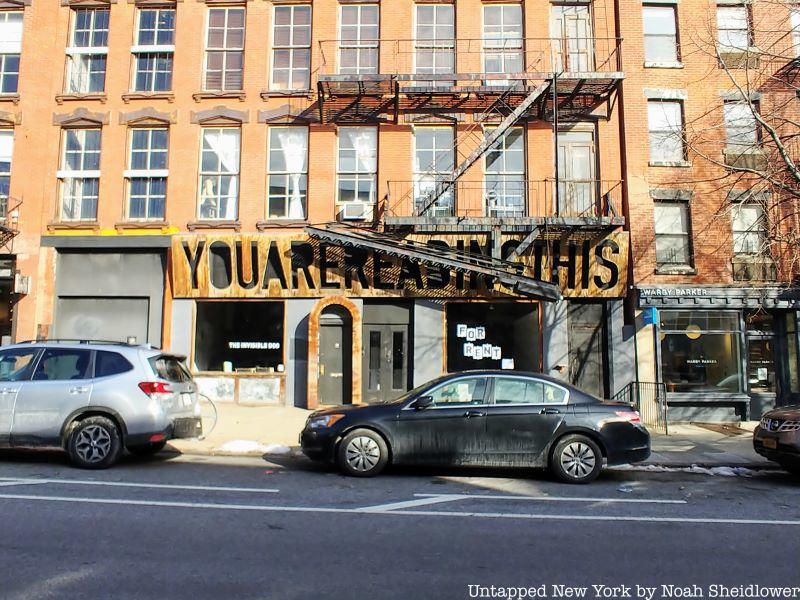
[336,429,389,477]
[67,416,122,469]
[550,434,603,484]
[128,440,167,457]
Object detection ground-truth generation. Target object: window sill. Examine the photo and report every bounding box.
[187,220,242,231]
[256,219,309,230]
[115,221,170,231]
[260,89,313,100]
[47,220,99,231]
[0,93,20,104]
[649,160,691,168]
[55,93,107,104]
[192,91,246,102]
[122,92,175,103]
[644,61,684,69]
[655,266,697,276]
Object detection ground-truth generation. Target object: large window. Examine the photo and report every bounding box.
[413,126,454,216]
[204,7,245,91]
[483,5,523,80]
[198,128,240,220]
[724,101,758,153]
[194,301,284,372]
[339,5,379,75]
[643,5,679,63]
[0,11,22,94]
[0,130,11,217]
[132,8,175,92]
[792,8,800,58]
[485,127,525,217]
[271,5,311,90]
[126,128,168,220]
[267,126,308,219]
[653,201,692,269]
[717,4,751,51]
[732,202,766,255]
[337,126,377,204]
[648,100,685,163]
[446,302,538,372]
[65,8,109,94]
[414,5,454,78]
[659,310,743,393]
[58,128,101,221]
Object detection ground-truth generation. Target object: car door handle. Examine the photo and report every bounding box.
[463,410,486,418]
[0,388,18,394]
[69,386,90,394]
[539,408,561,415]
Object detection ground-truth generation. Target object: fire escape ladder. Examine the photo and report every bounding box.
[0,196,21,249]
[415,81,550,217]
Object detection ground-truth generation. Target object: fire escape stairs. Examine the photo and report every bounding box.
[412,81,550,218]
[0,196,21,249]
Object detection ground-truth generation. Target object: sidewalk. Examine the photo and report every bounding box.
[169,402,774,469]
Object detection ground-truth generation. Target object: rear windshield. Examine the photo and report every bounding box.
[148,355,193,383]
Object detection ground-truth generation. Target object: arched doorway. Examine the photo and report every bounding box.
[318,305,353,405]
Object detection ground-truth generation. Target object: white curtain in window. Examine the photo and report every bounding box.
[204,129,239,219]
[273,128,307,219]
[0,15,23,54]
[344,128,377,172]
[0,131,13,166]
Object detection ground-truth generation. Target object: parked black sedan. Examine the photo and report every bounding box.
[301,371,650,483]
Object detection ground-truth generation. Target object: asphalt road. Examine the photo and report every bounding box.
[0,449,798,600]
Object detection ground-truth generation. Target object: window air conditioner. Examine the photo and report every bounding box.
[341,202,373,221]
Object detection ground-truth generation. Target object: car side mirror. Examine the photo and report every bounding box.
[412,396,434,410]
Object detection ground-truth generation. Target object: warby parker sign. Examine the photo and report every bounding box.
[170,232,629,299]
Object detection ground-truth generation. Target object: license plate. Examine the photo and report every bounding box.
[763,437,778,449]
[181,393,193,407]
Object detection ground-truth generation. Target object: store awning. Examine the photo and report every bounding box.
[305,224,562,301]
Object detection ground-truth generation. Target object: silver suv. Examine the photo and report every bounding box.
[0,340,202,469]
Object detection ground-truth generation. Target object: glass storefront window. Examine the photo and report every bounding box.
[446,302,538,372]
[786,313,800,393]
[745,311,775,394]
[194,301,284,372]
[659,310,742,393]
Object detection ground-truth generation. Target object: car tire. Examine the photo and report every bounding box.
[128,440,167,457]
[550,434,603,484]
[336,429,389,477]
[67,416,123,470]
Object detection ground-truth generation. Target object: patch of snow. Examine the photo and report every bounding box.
[611,464,767,477]
[261,444,292,455]
[215,440,294,455]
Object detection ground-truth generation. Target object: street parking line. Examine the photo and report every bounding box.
[0,477,279,494]
[0,492,799,526]
[356,494,471,512]
[414,493,687,505]
[0,481,47,487]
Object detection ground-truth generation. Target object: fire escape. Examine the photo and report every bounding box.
[307,33,625,299]
[0,196,21,250]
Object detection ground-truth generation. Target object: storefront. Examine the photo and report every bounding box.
[639,286,800,421]
[169,232,631,407]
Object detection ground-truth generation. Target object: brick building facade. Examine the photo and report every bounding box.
[0,0,797,420]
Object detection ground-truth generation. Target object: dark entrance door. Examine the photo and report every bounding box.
[568,302,607,398]
[362,302,411,404]
[319,306,352,405]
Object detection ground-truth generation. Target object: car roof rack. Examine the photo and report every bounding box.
[17,339,145,347]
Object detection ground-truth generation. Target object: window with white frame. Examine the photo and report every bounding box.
[0,12,23,94]
[271,5,311,91]
[126,128,168,220]
[413,127,454,216]
[643,5,679,63]
[204,7,245,91]
[65,8,109,94]
[58,128,101,221]
[654,201,692,268]
[724,100,758,153]
[717,4,751,51]
[415,5,454,78]
[337,127,377,204]
[339,5,379,75]
[483,5,523,79]
[648,100,685,163]
[485,127,525,217]
[267,127,308,219]
[792,8,800,58]
[0,130,12,217]
[732,202,766,255]
[198,128,240,220]
[132,8,175,92]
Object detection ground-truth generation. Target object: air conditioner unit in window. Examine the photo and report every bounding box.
[340,202,373,221]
